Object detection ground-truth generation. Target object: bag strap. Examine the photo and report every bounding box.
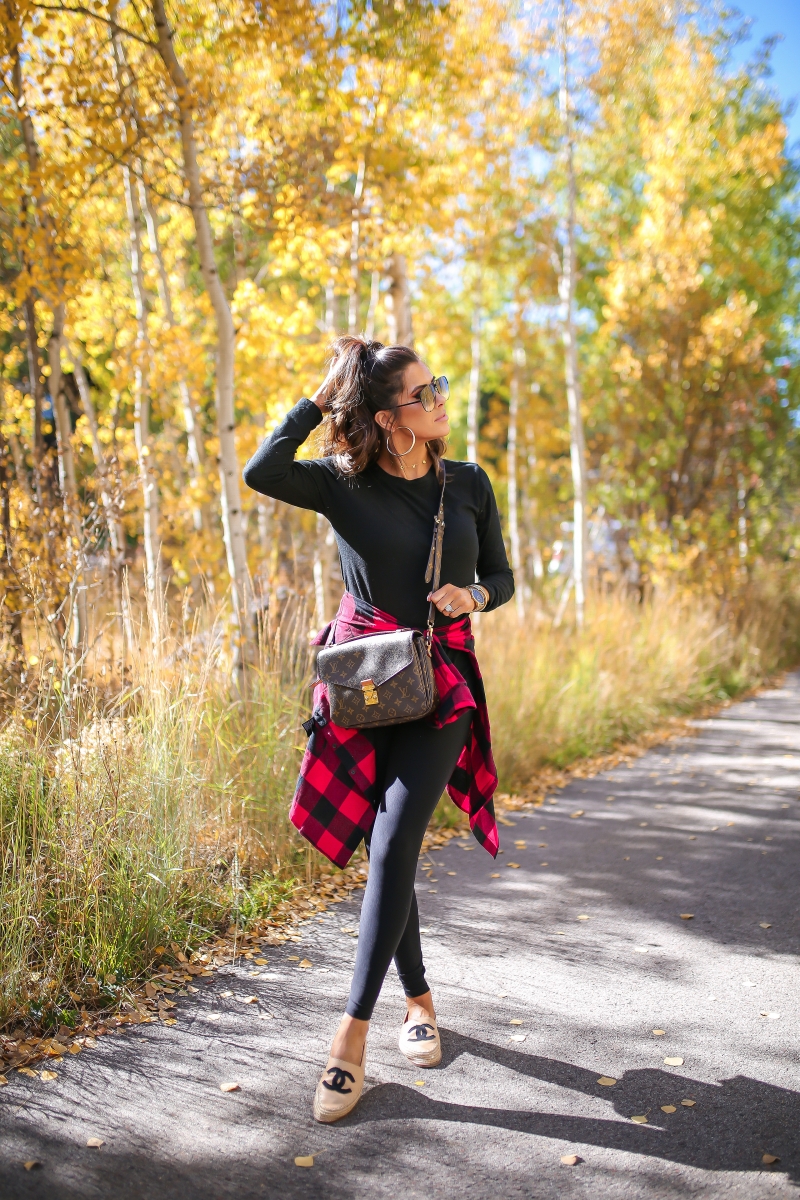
[424,464,447,653]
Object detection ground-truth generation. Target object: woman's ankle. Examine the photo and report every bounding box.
[330,1013,369,1063]
[405,990,435,1020]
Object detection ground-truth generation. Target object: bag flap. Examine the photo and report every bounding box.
[317,630,419,689]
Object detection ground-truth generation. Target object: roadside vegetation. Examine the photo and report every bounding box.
[3,571,798,1032]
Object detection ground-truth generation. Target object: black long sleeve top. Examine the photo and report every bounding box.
[243,399,515,629]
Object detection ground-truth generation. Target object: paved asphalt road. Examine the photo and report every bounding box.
[2,674,799,1199]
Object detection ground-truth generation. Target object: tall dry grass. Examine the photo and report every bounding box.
[2,569,798,1030]
[480,571,800,790]
[0,601,314,1030]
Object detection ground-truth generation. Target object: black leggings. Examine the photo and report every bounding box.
[345,651,476,1020]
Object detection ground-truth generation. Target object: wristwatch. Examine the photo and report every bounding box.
[466,584,489,612]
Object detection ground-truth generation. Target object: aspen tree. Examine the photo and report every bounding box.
[385,253,413,347]
[508,342,525,618]
[150,0,252,665]
[558,0,588,627]
[466,284,482,465]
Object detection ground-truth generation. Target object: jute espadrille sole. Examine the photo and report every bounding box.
[313,1054,365,1123]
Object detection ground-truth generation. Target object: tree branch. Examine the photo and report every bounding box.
[31,3,156,47]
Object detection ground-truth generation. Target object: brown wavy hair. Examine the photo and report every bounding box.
[321,335,447,476]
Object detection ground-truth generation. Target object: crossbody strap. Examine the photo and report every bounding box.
[424,464,447,653]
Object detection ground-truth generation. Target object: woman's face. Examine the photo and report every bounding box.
[375,360,450,445]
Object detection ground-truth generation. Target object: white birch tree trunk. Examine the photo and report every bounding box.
[48,304,88,650]
[559,0,588,628]
[384,253,413,347]
[139,179,205,533]
[151,0,252,664]
[508,344,525,619]
[122,163,162,644]
[466,290,482,464]
[347,158,365,335]
[365,270,379,340]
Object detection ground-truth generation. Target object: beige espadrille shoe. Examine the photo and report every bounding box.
[398,1012,441,1067]
[312,1051,365,1123]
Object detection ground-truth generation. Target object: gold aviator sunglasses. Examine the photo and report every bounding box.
[395,375,449,412]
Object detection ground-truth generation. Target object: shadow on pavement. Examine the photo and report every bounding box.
[352,1029,798,1180]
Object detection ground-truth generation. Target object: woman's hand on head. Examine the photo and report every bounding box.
[310,358,342,411]
[427,583,475,618]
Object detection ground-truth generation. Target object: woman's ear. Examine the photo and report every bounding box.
[374,409,392,433]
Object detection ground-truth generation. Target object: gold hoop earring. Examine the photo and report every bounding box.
[386,426,416,458]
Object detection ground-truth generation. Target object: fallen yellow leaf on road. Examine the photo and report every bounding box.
[220,1082,240,1092]
[17,1068,38,1078]
[497,816,516,826]
[680,914,694,920]
[414,1080,425,1086]
[577,914,590,921]
[661,1105,676,1113]
[664,1057,684,1066]
[490,873,500,878]
[24,1161,42,1171]
[631,1115,648,1124]
[762,1154,780,1165]
[86,1138,104,1148]
[561,1154,581,1165]
[570,811,584,818]
[447,872,457,876]
[298,960,312,969]
[514,841,526,848]
[254,958,268,965]
[597,1077,616,1086]
[509,1019,524,1025]
[507,863,520,869]
[759,923,771,929]
[653,1029,666,1036]
[242,995,260,1002]
[40,1070,58,1082]
[681,1099,695,1106]
[295,1156,315,1167]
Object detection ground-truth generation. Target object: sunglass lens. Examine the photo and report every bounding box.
[436,376,449,399]
[419,385,436,411]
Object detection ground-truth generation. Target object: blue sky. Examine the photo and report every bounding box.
[728,0,800,148]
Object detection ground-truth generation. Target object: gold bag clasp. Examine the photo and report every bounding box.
[361,679,379,706]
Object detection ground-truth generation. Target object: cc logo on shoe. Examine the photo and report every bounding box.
[322,1066,355,1093]
[408,1023,435,1041]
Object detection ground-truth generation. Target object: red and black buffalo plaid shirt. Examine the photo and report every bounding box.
[290,592,500,867]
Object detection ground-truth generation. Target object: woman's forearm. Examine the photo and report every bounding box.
[242,399,327,511]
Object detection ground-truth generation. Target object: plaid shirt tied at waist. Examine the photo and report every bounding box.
[290,592,500,867]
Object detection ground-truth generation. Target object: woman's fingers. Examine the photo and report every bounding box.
[427,584,474,617]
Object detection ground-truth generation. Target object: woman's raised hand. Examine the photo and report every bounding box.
[427,584,476,618]
[310,357,343,410]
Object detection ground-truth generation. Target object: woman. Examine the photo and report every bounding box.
[243,336,514,1123]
